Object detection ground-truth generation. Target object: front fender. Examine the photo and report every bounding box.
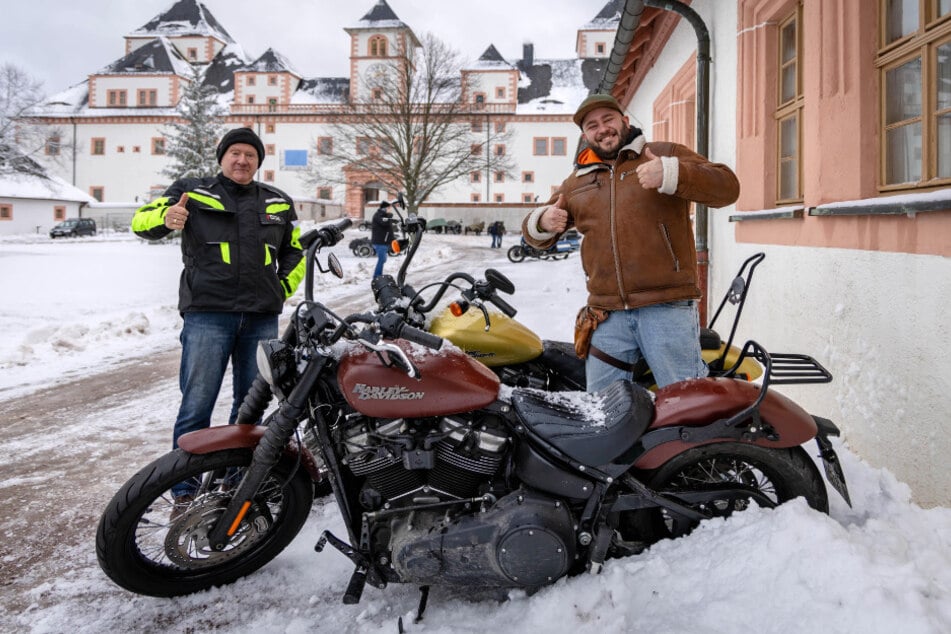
[632,377,817,470]
[178,424,322,481]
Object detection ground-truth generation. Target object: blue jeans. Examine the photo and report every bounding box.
[372,244,389,279]
[173,312,278,449]
[586,300,707,392]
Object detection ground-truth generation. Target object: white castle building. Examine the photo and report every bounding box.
[29,0,623,222]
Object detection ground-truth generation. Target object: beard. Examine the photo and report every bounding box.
[590,123,634,161]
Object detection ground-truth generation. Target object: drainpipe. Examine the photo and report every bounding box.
[642,0,712,324]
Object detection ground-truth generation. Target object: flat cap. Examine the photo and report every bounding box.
[573,93,625,128]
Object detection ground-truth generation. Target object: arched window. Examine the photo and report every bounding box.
[369,35,388,57]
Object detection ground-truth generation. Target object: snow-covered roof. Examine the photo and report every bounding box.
[465,45,517,71]
[244,49,301,77]
[95,37,193,79]
[31,0,602,118]
[349,0,407,29]
[128,0,234,43]
[0,172,95,203]
[584,0,624,30]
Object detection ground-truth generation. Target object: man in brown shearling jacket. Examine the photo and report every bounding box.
[521,93,740,392]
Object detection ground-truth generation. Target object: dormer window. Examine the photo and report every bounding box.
[268,75,278,86]
[369,35,388,57]
[596,43,606,55]
[187,48,198,60]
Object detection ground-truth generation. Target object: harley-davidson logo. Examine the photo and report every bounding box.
[352,383,424,400]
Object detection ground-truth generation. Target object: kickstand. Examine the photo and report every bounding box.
[396,586,430,632]
[415,585,430,623]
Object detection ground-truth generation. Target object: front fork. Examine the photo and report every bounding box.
[206,357,327,550]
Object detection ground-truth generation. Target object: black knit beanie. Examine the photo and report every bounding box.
[216,127,265,164]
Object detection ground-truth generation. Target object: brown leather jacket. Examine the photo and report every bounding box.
[521,136,739,311]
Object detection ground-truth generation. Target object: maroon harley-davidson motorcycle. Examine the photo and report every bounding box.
[96,218,850,616]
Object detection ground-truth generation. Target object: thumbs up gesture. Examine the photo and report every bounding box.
[165,193,190,230]
[636,146,664,190]
[540,192,569,233]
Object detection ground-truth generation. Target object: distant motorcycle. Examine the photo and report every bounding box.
[507,233,578,263]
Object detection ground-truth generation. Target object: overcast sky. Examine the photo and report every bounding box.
[5,0,603,96]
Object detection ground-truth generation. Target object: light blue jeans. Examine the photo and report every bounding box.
[372,244,389,279]
[586,300,707,392]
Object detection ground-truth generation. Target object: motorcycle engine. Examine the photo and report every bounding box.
[342,412,509,505]
[389,489,577,588]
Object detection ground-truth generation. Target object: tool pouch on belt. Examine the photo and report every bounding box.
[574,306,609,358]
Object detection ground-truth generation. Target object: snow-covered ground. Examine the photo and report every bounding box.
[1,228,949,633]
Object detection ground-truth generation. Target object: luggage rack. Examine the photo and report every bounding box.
[724,340,832,415]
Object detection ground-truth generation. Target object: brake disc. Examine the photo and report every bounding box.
[164,496,271,568]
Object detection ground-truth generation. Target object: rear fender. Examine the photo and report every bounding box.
[632,377,817,470]
[177,424,322,481]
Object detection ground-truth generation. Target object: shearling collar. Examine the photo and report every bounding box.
[575,134,647,176]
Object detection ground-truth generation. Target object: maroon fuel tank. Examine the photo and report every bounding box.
[633,377,818,470]
[337,341,501,418]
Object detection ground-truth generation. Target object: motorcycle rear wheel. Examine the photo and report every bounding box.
[621,443,827,545]
[96,448,313,597]
[507,245,525,263]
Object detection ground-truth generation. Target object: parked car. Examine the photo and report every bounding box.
[50,218,97,238]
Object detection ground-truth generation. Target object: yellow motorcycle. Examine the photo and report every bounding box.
[372,200,762,392]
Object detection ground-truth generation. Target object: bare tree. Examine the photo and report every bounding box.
[302,32,515,213]
[0,63,60,176]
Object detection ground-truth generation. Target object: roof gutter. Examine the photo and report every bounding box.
[597,1,646,95]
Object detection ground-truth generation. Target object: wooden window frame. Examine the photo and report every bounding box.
[878,0,951,190]
[0,204,12,220]
[151,137,165,155]
[107,90,127,107]
[522,171,534,183]
[470,193,481,202]
[53,206,66,221]
[91,138,105,156]
[317,137,333,155]
[137,89,157,107]
[471,171,481,183]
[551,137,568,156]
[775,7,803,205]
[317,187,333,200]
[369,35,388,57]
[533,137,549,156]
[45,135,61,156]
[89,187,104,202]
[264,170,275,182]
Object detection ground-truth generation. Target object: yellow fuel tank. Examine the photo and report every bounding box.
[429,308,544,366]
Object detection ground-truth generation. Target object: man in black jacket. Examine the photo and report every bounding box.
[131,128,304,500]
[370,201,394,279]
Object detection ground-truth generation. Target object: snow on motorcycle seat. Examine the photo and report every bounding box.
[510,380,654,476]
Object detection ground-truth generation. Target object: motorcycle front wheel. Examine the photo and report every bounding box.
[96,448,313,597]
[507,245,525,263]
[620,443,828,546]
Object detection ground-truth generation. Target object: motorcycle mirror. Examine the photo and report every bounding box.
[485,268,515,295]
[316,252,344,279]
[397,192,405,209]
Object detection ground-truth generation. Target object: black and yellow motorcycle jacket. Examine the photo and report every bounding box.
[131,174,305,315]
